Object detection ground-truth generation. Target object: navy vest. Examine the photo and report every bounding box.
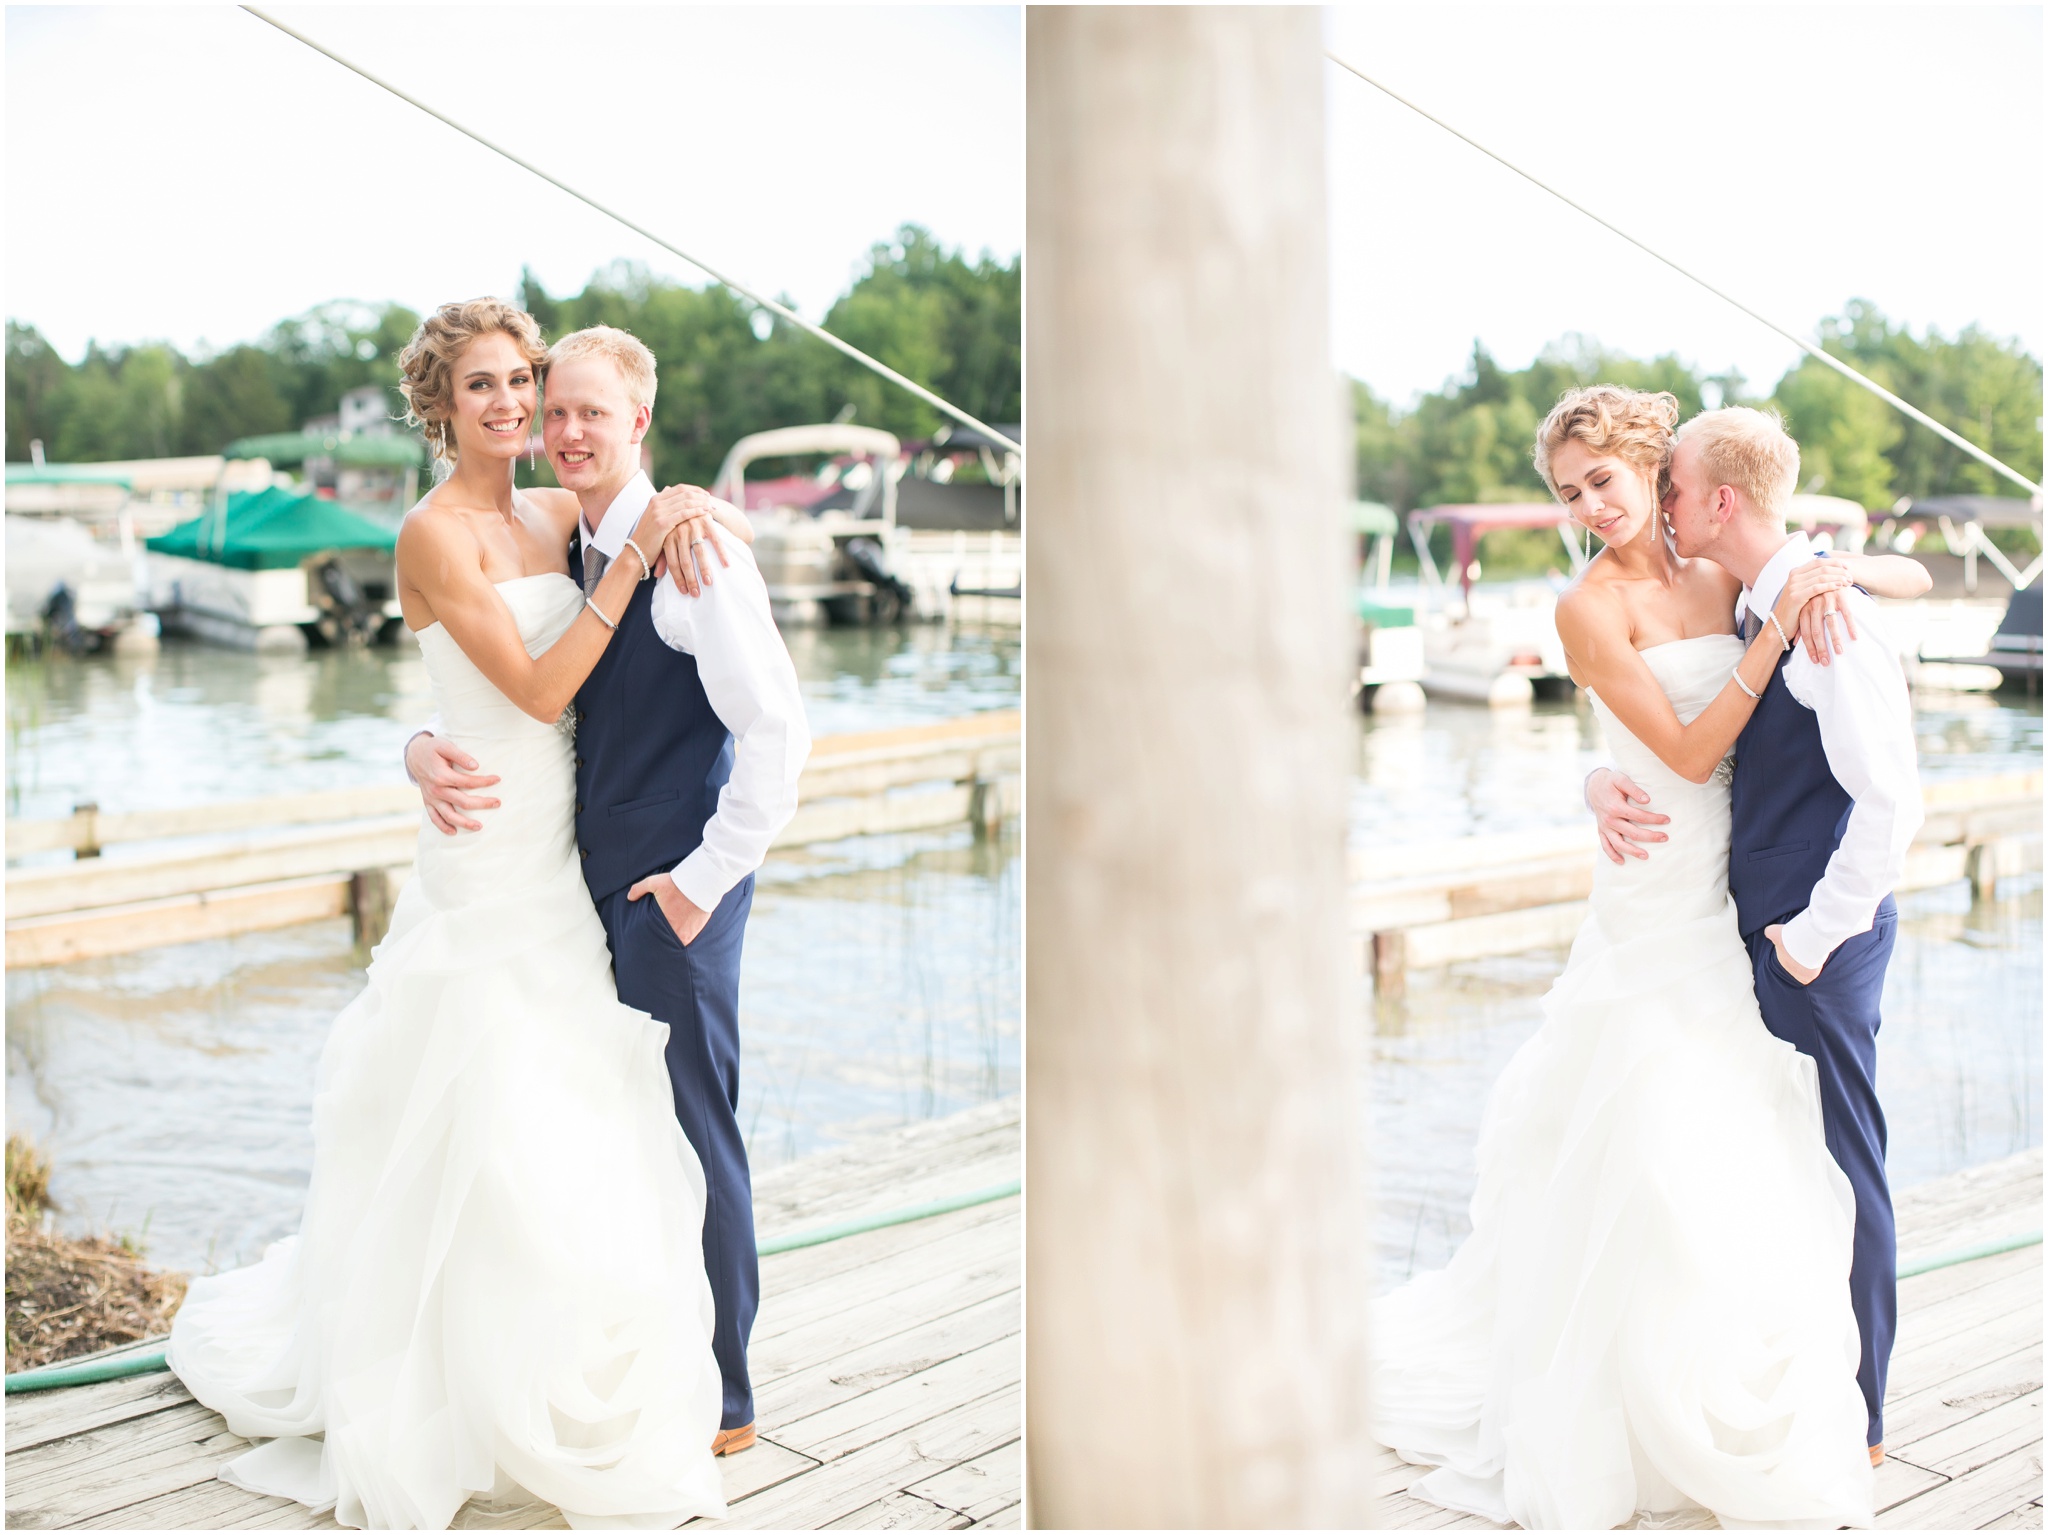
[568,540,734,904]
[1728,640,1891,938]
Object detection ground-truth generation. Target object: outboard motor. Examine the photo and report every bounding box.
[312,558,380,647]
[843,537,915,623]
[41,584,100,655]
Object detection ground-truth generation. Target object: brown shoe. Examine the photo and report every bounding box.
[712,1422,756,1456]
[1869,1443,1884,1468]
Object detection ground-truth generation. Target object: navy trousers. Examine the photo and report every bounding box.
[1747,909,1898,1447]
[596,871,759,1431]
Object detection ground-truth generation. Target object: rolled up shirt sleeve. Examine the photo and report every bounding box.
[647,520,811,913]
[1779,593,1923,970]
[403,714,445,783]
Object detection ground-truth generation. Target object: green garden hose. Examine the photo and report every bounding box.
[6,1178,1021,1395]
[1896,1228,2041,1279]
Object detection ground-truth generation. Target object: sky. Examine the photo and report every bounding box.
[5,5,1022,361]
[1324,4,2045,405]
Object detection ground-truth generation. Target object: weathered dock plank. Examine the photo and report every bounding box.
[1376,1146,2043,1529]
[1354,774,2041,984]
[4,1098,1020,1531]
[5,713,1020,969]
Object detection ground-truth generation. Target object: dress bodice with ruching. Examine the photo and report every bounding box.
[1584,633,1744,936]
[415,573,583,748]
[409,574,585,909]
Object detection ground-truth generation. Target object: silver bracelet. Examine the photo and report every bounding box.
[621,537,652,580]
[585,596,618,631]
[1732,669,1761,700]
[1767,612,1793,650]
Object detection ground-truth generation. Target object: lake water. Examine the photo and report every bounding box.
[5,624,1019,1274]
[1361,688,2044,1293]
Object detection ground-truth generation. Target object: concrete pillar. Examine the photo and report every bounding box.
[1025,7,1375,1525]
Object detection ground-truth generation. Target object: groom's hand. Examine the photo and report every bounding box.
[1764,923,1822,985]
[1586,767,1669,864]
[629,873,711,947]
[406,733,501,836]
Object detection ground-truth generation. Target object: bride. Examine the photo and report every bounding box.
[1371,386,1930,1531]
[168,299,752,1531]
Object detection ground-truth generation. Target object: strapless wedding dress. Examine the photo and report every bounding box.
[168,575,725,1531]
[1373,635,1874,1530]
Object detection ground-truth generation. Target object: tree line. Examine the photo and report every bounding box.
[6,224,1020,488]
[1355,301,2042,517]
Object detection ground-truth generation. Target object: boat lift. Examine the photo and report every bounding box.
[1880,496,2043,594]
[1406,503,1588,607]
[714,425,916,626]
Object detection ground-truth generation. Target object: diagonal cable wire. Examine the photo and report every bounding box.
[241,6,1020,458]
[1325,48,2039,497]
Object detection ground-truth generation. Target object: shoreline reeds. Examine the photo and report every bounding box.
[5,1134,186,1374]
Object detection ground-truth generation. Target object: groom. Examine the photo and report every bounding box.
[407,325,810,1453]
[1589,406,1923,1464]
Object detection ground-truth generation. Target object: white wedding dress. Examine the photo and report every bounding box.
[1373,636,1875,1530]
[168,575,726,1531]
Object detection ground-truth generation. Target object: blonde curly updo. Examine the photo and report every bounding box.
[396,299,548,462]
[1533,385,1681,501]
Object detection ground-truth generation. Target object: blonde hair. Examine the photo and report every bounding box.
[1676,407,1800,522]
[1533,385,1680,499]
[396,298,547,462]
[546,325,658,410]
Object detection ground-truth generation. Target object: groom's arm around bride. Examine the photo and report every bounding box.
[1742,556,1923,984]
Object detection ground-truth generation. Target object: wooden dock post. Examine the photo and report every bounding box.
[1371,930,1407,999]
[1026,8,1375,1525]
[347,867,399,950]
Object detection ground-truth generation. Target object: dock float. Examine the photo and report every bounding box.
[3,1097,1021,1530]
[1373,1146,2044,1529]
[4,711,1019,970]
[1356,771,2041,994]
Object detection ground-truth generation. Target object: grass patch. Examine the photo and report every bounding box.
[5,1134,187,1374]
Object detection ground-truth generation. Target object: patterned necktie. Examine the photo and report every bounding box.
[1743,606,1761,644]
[578,524,607,597]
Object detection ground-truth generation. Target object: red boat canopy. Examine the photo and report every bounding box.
[1406,503,1574,592]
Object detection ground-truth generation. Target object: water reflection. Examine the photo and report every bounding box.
[1354,690,2044,853]
[5,625,1020,822]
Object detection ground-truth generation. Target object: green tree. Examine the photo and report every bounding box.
[6,323,71,461]
[520,226,1020,485]
[179,344,294,456]
[7,229,1019,482]
[1778,300,2042,503]
[1771,359,1901,507]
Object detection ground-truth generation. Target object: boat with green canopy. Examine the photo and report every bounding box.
[146,488,400,652]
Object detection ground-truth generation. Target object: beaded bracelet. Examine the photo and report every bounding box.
[622,537,652,580]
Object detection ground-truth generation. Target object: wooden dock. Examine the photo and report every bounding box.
[4,711,1019,969]
[1374,1146,2044,1529]
[4,1098,1021,1530]
[1357,771,2041,992]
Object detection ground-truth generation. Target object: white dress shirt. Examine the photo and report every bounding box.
[580,472,810,914]
[1736,533,1924,971]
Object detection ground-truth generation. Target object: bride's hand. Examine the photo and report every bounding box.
[627,492,693,581]
[638,486,735,598]
[1773,561,1854,663]
[1795,589,1857,665]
